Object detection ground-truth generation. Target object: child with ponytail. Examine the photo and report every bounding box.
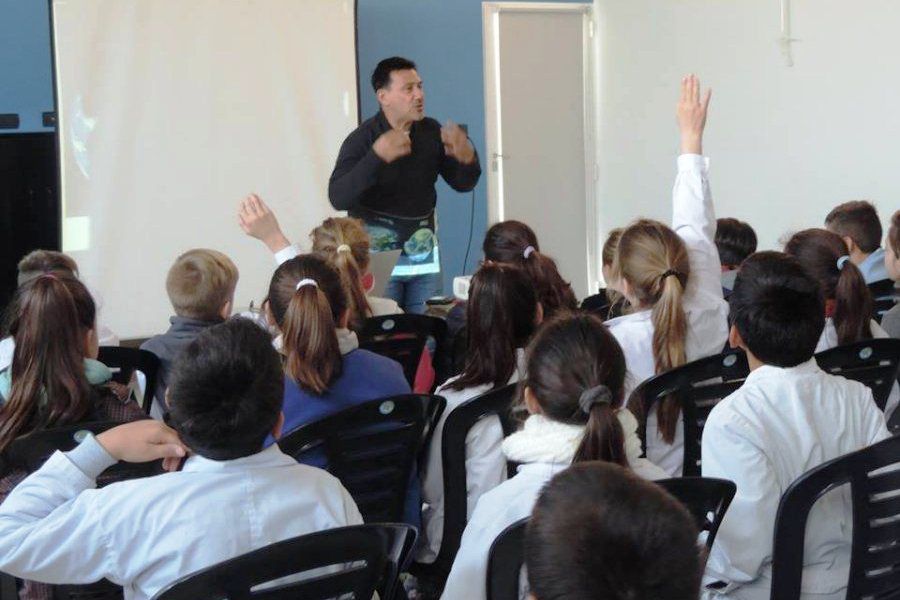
[441,313,665,600]
[784,227,897,420]
[264,254,410,438]
[419,263,541,563]
[609,75,729,477]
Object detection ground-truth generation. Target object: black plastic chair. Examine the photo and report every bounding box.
[869,279,899,323]
[486,517,528,600]
[769,435,900,599]
[97,347,161,415]
[152,523,416,600]
[358,314,448,389]
[580,289,627,321]
[416,384,520,581]
[814,338,900,412]
[629,351,750,477]
[277,394,445,523]
[656,477,736,552]
[0,422,163,600]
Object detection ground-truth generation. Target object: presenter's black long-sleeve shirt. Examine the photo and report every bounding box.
[328,111,481,219]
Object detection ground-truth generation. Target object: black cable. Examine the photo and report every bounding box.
[462,188,476,275]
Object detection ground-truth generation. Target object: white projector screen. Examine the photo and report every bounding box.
[52,0,358,339]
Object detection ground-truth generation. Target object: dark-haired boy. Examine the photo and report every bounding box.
[702,251,889,600]
[825,200,889,284]
[0,318,362,600]
[714,217,757,296]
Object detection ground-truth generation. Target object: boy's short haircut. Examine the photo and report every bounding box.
[165,249,238,321]
[729,251,825,367]
[715,218,758,268]
[825,200,883,254]
[16,250,78,286]
[525,462,701,600]
[166,317,283,460]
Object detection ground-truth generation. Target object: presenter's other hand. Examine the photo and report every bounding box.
[676,74,711,155]
[373,129,412,163]
[238,194,291,254]
[441,120,476,164]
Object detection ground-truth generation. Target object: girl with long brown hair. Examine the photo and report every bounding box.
[441,313,665,600]
[419,263,541,563]
[606,76,728,478]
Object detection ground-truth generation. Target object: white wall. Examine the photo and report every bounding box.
[592,0,900,280]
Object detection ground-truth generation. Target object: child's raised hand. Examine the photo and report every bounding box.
[676,74,711,155]
[238,194,291,253]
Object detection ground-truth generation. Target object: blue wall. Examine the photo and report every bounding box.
[0,0,53,134]
[356,0,583,291]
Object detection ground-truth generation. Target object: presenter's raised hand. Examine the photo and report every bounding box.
[238,194,291,254]
[441,120,476,164]
[373,129,413,163]
[677,74,711,155]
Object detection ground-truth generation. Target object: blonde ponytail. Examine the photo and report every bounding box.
[311,217,373,328]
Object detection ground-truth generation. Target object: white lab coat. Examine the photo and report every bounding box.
[417,350,525,563]
[605,154,729,477]
[816,317,899,421]
[0,437,363,600]
[440,410,666,600]
[701,359,889,600]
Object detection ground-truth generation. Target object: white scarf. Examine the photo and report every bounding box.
[502,410,646,467]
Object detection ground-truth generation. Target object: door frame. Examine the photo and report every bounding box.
[482,1,598,294]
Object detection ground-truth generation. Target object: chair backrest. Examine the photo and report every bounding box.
[655,477,736,552]
[814,339,900,412]
[358,315,448,388]
[277,394,445,523]
[97,347,161,415]
[629,351,750,477]
[868,280,899,324]
[433,384,519,575]
[770,435,900,600]
[486,517,528,600]
[152,523,416,600]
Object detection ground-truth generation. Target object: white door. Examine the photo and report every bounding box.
[483,2,596,299]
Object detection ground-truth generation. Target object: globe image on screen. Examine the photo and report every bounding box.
[404,228,436,263]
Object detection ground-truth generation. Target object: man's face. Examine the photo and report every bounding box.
[378,69,424,124]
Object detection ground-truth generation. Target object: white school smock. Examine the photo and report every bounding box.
[0,436,363,600]
[816,317,899,422]
[417,350,525,563]
[701,359,889,600]
[605,154,729,477]
[440,410,666,600]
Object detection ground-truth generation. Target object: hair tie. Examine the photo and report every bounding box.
[336,244,352,254]
[837,255,851,270]
[661,269,681,280]
[295,278,318,291]
[578,384,613,414]
[523,245,536,259]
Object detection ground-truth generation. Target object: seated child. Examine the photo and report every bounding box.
[526,462,702,600]
[419,263,541,563]
[715,217,757,296]
[441,313,666,600]
[0,318,362,600]
[882,210,900,337]
[702,251,890,600]
[825,200,890,284]
[141,249,238,418]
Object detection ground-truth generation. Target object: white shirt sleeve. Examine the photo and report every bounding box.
[273,243,301,266]
[701,410,780,593]
[0,436,122,585]
[672,154,723,303]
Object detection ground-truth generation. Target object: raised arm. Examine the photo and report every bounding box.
[672,75,722,300]
[238,194,299,265]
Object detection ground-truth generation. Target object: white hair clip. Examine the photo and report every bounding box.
[523,245,536,259]
[336,244,352,254]
[295,278,318,291]
[837,255,851,270]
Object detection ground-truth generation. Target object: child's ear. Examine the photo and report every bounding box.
[272,411,285,440]
[264,302,278,329]
[534,302,544,327]
[728,324,745,350]
[219,298,233,320]
[524,386,542,415]
[361,271,375,293]
[841,236,857,255]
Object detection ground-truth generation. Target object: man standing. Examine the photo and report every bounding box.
[329,57,481,313]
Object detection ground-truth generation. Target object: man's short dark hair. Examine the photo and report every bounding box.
[729,251,825,367]
[525,462,702,600]
[371,56,417,92]
[166,318,284,460]
[825,200,883,254]
[715,218,758,268]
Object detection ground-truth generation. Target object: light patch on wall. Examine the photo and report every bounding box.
[343,90,351,117]
[62,216,90,252]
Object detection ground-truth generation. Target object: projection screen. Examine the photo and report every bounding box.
[52,0,358,339]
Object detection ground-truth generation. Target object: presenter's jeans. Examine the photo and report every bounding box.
[385,271,442,314]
